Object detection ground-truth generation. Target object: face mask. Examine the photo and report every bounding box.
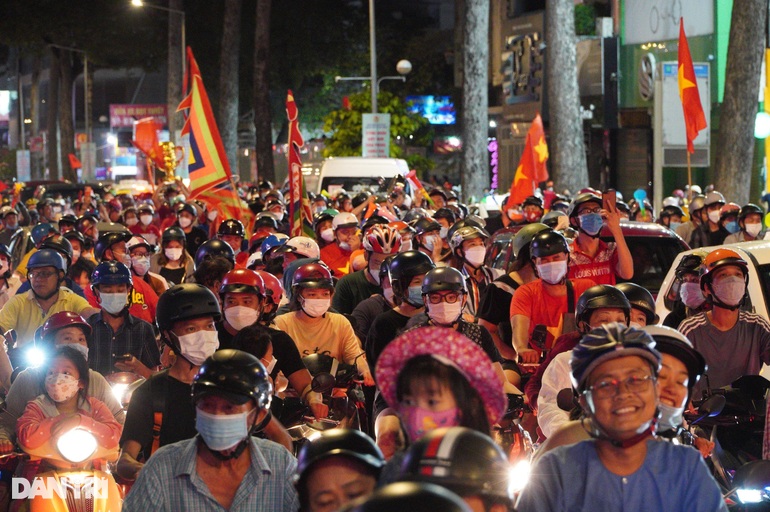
[339,241,351,252]
[207,210,218,221]
[428,301,464,326]
[6,221,18,230]
[725,221,740,234]
[680,282,706,309]
[537,260,568,284]
[524,211,542,223]
[657,402,685,432]
[178,217,193,228]
[100,292,128,315]
[61,343,89,361]
[711,275,746,307]
[383,286,394,304]
[746,223,763,238]
[72,250,81,263]
[270,211,284,222]
[407,286,424,307]
[400,405,460,442]
[320,229,335,243]
[464,246,486,267]
[140,215,153,226]
[400,239,412,252]
[705,210,721,224]
[263,356,277,374]
[125,218,139,227]
[578,213,603,236]
[45,373,80,403]
[177,329,220,366]
[439,227,448,240]
[195,407,250,452]
[629,321,643,329]
[131,256,150,277]
[225,306,260,331]
[669,221,682,232]
[119,253,132,268]
[422,235,438,251]
[0,261,8,276]
[369,265,381,285]
[165,248,183,261]
[301,298,331,318]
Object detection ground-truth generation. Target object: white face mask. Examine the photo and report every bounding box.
[745,223,762,238]
[131,256,151,277]
[629,321,643,329]
[224,306,260,331]
[439,227,448,240]
[707,210,721,224]
[339,241,351,251]
[400,239,412,252]
[423,235,438,251]
[301,298,331,318]
[165,248,183,261]
[383,286,394,304]
[263,355,277,374]
[711,275,746,307]
[657,402,686,432]
[464,246,486,267]
[680,282,705,309]
[369,265,381,285]
[125,217,139,227]
[537,260,568,284]
[178,217,193,228]
[140,214,153,226]
[0,260,8,276]
[428,301,464,326]
[320,228,335,243]
[72,250,81,263]
[177,329,219,366]
[45,373,81,403]
[100,292,128,315]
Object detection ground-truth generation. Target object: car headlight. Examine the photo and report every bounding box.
[57,429,97,463]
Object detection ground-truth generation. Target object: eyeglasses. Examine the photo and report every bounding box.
[579,207,602,215]
[427,292,462,304]
[587,374,655,400]
[29,270,57,280]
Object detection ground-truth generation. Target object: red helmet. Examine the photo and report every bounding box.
[254,270,285,305]
[363,224,402,254]
[219,269,264,298]
[40,312,92,343]
[292,262,334,290]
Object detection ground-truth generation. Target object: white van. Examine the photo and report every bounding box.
[311,157,409,196]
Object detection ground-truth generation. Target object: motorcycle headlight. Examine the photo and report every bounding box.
[737,489,763,504]
[25,347,45,368]
[57,429,97,463]
[111,383,128,403]
[508,459,531,495]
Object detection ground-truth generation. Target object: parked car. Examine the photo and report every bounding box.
[486,220,689,297]
[19,180,111,204]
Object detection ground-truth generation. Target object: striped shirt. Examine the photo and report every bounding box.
[87,311,160,376]
[122,436,299,512]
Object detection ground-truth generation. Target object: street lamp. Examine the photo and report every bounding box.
[334,60,412,113]
[131,0,186,79]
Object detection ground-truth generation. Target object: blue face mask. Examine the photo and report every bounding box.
[669,221,682,232]
[195,407,250,452]
[578,212,603,236]
[725,221,740,234]
[407,286,423,307]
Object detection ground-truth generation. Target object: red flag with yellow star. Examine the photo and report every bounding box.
[504,113,549,210]
[678,19,707,153]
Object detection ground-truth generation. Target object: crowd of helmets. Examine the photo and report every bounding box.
[0,176,762,511]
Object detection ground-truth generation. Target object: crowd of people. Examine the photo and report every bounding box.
[0,177,765,511]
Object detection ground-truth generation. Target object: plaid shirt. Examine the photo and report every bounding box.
[87,312,160,376]
[122,436,299,512]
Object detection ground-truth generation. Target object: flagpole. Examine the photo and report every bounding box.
[686,151,693,201]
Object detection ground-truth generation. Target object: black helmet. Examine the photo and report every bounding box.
[156,284,222,332]
[674,252,706,279]
[642,325,706,399]
[63,229,85,246]
[530,229,569,259]
[448,225,487,252]
[402,208,428,225]
[254,215,280,231]
[40,235,73,266]
[446,218,488,244]
[162,226,187,244]
[421,267,466,295]
[217,219,245,237]
[296,429,385,488]
[399,427,512,504]
[389,251,435,299]
[192,349,272,409]
[345,482,471,512]
[433,208,456,225]
[313,210,335,230]
[661,205,685,218]
[195,239,235,268]
[739,203,764,221]
[94,231,132,261]
[511,223,549,260]
[176,202,197,217]
[616,282,659,325]
[541,210,566,228]
[576,285,631,327]
[522,195,544,209]
[352,192,371,209]
[59,214,78,226]
[567,192,602,218]
[413,217,441,236]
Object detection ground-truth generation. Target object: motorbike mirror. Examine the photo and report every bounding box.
[698,394,726,418]
[311,372,335,394]
[557,388,576,412]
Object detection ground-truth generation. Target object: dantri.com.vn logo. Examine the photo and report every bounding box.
[12,474,110,500]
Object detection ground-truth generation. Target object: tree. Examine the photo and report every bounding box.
[546,0,588,193]
[714,2,766,203]
[166,0,184,145]
[460,0,489,203]
[219,0,241,177]
[254,0,274,183]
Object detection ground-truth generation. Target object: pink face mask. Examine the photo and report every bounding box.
[400,406,460,442]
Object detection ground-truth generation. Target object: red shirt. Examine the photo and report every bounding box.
[568,239,619,285]
[320,243,352,278]
[130,224,161,247]
[86,276,158,324]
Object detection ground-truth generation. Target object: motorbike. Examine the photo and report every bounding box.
[492,393,535,495]
[104,372,145,412]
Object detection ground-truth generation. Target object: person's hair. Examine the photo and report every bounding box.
[193,256,234,288]
[156,242,190,267]
[39,345,90,404]
[232,324,272,359]
[395,355,490,435]
[68,257,96,283]
[297,457,378,511]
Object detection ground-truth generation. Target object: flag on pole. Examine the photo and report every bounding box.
[197,181,255,237]
[285,90,315,238]
[68,153,82,171]
[503,114,549,211]
[132,117,165,169]
[177,48,231,197]
[678,19,707,154]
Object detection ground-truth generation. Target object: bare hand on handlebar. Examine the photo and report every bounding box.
[517,348,540,364]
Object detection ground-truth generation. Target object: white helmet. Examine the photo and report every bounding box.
[276,236,320,259]
[333,212,359,230]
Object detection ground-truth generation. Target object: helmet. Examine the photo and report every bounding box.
[274,236,321,259]
[675,252,706,279]
[192,349,272,410]
[720,202,741,219]
[567,192,602,218]
[700,248,748,290]
[616,283,659,324]
[662,196,680,208]
[389,251,435,298]
[541,210,566,228]
[428,188,448,201]
[0,244,11,262]
[292,262,334,290]
[91,260,133,287]
[570,323,661,393]
[361,215,390,235]
[661,205,685,218]
[217,219,245,237]
[432,208,456,225]
[413,217,441,236]
[530,229,569,258]
[295,429,384,487]
[126,235,153,253]
[388,220,415,237]
[39,311,92,344]
[402,208,428,225]
[28,249,65,271]
[362,224,402,254]
[688,194,706,213]
[94,231,132,261]
[448,225,487,253]
[156,284,222,332]
[195,239,235,268]
[254,270,285,305]
[704,191,726,207]
[421,267,466,295]
[313,210,336,230]
[522,195,544,209]
[260,234,289,259]
[254,215,280,231]
[739,203,764,221]
[137,203,155,215]
[162,226,187,244]
[63,230,85,246]
[176,202,197,217]
[400,427,512,503]
[31,223,58,245]
[576,285,631,327]
[259,180,273,190]
[642,325,706,398]
[345,482,471,512]
[220,269,264,297]
[333,212,358,230]
[39,235,73,264]
[446,219,488,244]
[352,192,370,209]
[0,206,17,219]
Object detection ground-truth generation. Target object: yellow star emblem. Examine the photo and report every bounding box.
[678,64,695,101]
[534,137,549,163]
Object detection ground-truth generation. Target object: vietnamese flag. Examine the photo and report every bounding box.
[678,19,707,153]
[503,113,549,211]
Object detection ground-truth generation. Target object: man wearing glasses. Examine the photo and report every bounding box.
[566,192,633,286]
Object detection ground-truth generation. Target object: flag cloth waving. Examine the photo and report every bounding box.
[678,19,707,153]
[503,113,549,211]
[286,90,315,238]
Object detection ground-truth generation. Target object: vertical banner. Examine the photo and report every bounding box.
[16,150,30,182]
[362,113,391,157]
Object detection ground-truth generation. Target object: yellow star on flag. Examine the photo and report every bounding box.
[534,137,549,163]
[678,64,695,101]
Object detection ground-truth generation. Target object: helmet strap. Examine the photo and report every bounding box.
[206,409,271,461]
[705,281,745,311]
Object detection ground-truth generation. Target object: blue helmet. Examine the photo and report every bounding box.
[31,223,58,245]
[91,261,133,287]
[28,249,65,271]
[259,234,288,259]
